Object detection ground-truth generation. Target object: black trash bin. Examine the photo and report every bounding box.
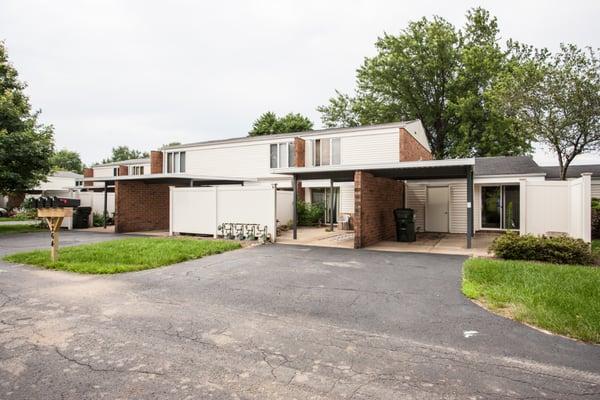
[73,207,92,229]
[394,208,416,242]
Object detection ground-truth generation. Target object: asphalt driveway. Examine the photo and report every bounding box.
[0,231,599,399]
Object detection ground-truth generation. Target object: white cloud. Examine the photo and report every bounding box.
[1,0,599,164]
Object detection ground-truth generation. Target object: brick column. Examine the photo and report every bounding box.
[294,137,306,201]
[83,167,94,187]
[399,128,433,161]
[151,150,163,174]
[354,171,405,248]
[118,165,128,176]
[115,181,171,233]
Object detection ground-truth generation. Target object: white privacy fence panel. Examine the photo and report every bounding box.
[74,192,115,215]
[170,186,292,241]
[276,191,293,225]
[170,187,216,235]
[520,174,591,242]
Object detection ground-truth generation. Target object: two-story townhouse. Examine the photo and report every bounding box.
[82,120,598,249]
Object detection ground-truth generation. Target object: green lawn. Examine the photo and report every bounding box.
[463,258,600,343]
[0,215,34,222]
[3,237,241,274]
[593,239,599,254]
[0,224,44,235]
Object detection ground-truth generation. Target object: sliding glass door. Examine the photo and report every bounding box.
[481,185,520,230]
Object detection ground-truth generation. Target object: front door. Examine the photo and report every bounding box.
[426,186,449,232]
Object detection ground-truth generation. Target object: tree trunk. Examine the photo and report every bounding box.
[6,192,26,211]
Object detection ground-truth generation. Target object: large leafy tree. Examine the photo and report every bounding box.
[0,41,54,201]
[51,149,84,173]
[499,44,600,180]
[318,8,532,159]
[249,111,313,136]
[101,146,148,164]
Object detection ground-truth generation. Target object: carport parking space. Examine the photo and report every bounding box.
[1,235,599,399]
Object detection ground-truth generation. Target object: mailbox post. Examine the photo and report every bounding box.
[33,196,80,262]
[37,207,73,261]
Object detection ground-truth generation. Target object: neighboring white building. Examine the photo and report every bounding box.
[30,170,83,197]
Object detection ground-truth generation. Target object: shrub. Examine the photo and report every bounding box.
[297,200,325,226]
[593,198,600,240]
[490,231,593,265]
[93,212,113,227]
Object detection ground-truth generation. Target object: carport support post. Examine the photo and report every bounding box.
[466,166,473,249]
[292,174,297,240]
[103,182,108,229]
[329,179,334,232]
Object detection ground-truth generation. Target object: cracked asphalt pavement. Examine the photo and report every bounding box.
[1,231,599,399]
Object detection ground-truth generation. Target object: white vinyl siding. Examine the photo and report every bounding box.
[406,182,467,233]
[449,183,467,233]
[340,131,399,165]
[186,142,278,179]
[405,184,426,232]
[339,184,355,214]
[592,182,600,198]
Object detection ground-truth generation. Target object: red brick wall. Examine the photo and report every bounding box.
[151,151,163,174]
[83,167,94,187]
[115,181,170,233]
[354,171,404,248]
[293,138,306,201]
[294,137,305,167]
[399,128,433,161]
[118,165,128,176]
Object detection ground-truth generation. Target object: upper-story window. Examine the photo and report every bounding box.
[113,167,119,176]
[166,151,186,173]
[270,142,295,168]
[131,166,145,175]
[313,138,340,166]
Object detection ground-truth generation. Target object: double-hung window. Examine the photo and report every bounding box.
[313,138,340,166]
[131,166,145,175]
[166,151,186,173]
[113,167,119,176]
[270,142,295,168]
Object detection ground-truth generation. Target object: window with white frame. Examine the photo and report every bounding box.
[131,165,145,175]
[166,151,186,173]
[270,142,295,168]
[312,138,340,166]
[113,167,119,176]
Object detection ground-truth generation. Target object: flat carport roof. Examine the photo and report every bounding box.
[273,158,476,248]
[84,173,255,186]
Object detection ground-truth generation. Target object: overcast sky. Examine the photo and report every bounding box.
[1,0,599,165]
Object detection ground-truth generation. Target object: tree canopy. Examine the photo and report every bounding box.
[101,146,149,164]
[0,41,54,195]
[318,8,533,159]
[497,44,600,180]
[51,149,84,173]
[249,112,313,136]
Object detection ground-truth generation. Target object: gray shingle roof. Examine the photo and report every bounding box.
[540,165,600,179]
[474,156,544,177]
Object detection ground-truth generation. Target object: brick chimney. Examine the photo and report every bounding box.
[294,137,305,167]
[83,167,94,187]
[118,165,128,176]
[151,150,163,174]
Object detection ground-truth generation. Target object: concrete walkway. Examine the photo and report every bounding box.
[278,227,496,256]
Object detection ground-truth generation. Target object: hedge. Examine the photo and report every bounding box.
[490,231,593,265]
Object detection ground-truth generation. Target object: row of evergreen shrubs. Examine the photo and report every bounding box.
[490,231,594,265]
